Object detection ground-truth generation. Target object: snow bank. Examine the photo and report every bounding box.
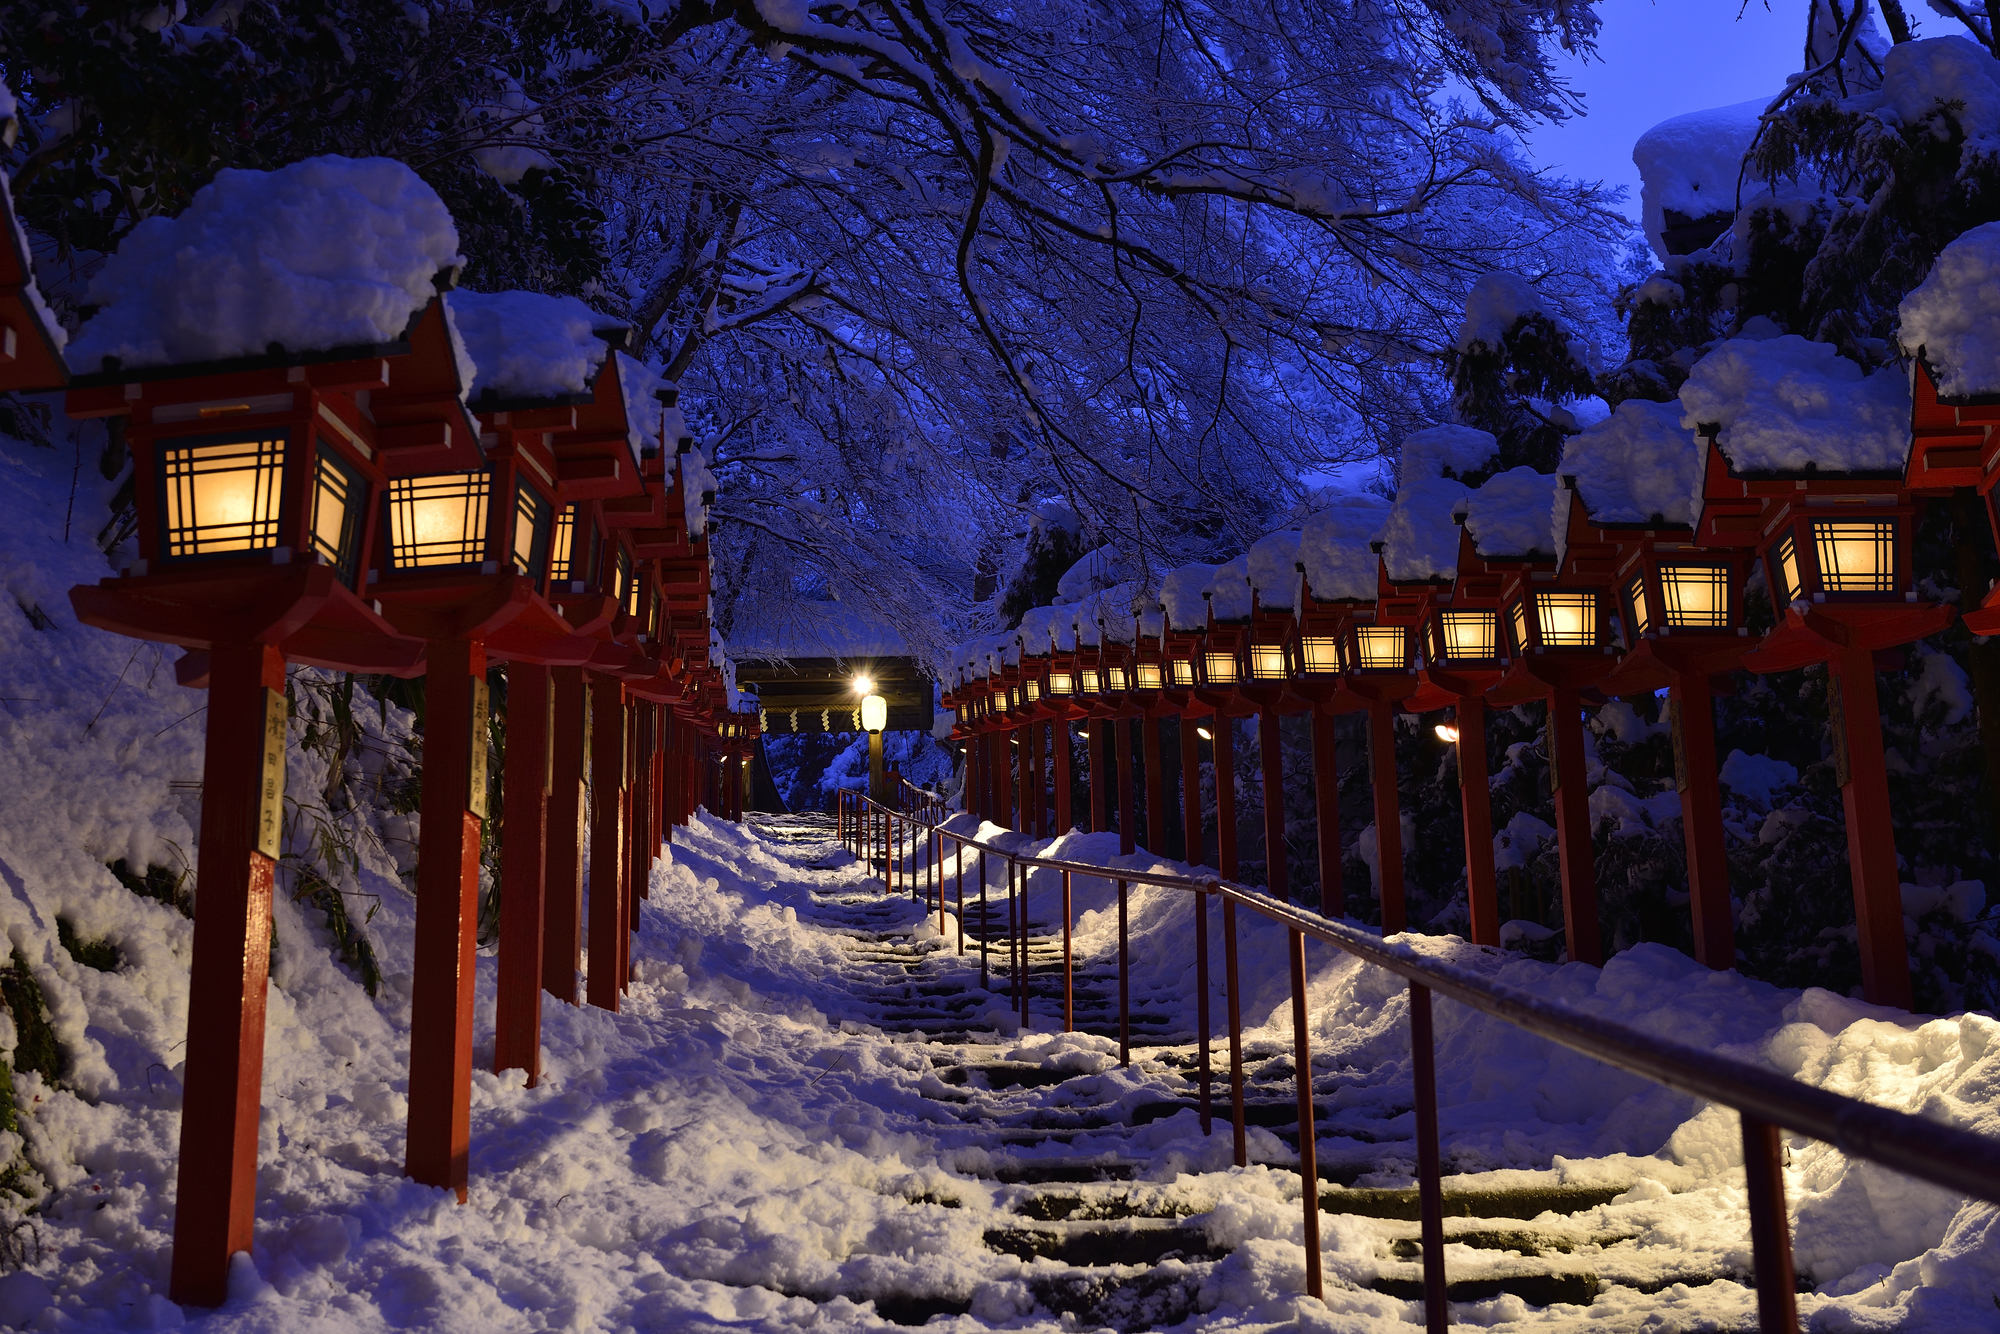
[1397,424,1495,485]
[1298,495,1389,602]
[1462,466,1558,559]
[1379,476,1470,583]
[1159,562,1216,632]
[69,156,464,372]
[446,288,620,402]
[1245,531,1302,611]
[1555,398,1701,555]
[1678,335,1910,485]
[1901,220,2000,398]
[1631,97,1767,260]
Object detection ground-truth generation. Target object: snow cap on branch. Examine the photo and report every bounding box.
[1462,467,1559,559]
[1204,555,1253,623]
[1381,476,1471,583]
[1247,531,1304,612]
[1298,495,1389,602]
[1159,562,1218,633]
[1397,424,1498,486]
[1901,221,2000,398]
[70,155,465,372]
[1632,98,1768,262]
[1554,399,1702,556]
[1015,604,1065,655]
[446,289,623,401]
[1677,335,1910,497]
[1457,271,1550,353]
[1844,37,2000,165]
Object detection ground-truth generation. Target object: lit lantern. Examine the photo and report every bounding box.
[1157,564,1223,870]
[1568,400,1756,972]
[1685,336,1945,1009]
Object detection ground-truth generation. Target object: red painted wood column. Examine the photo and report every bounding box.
[496,663,551,1084]
[1181,716,1204,866]
[628,703,649,915]
[990,729,1014,827]
[1087,720,1108,834]
[1115,716,1137,855]
[1028,722,1045,837]
[1214,717,1239,879]
[1671,680,1735,969]
[1142,716,1166,854]
[1546,687,1603,966]
[1015,724,1031,833]
[541,668,587,1004]
[406,638,486,1202]
[1832,647,1914,1008]
[587,675,627,1011]
[1311,710,1341,917]
[168,641,286,1307]
[1260,708,1288,901]
[1369,703,1408,933]
[1457,697,1500,946]
[1053,721,1073,835]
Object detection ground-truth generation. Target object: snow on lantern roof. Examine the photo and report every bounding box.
[446,288,624,403]
[1159,562,1217,632]
[1554,399,1701,555]
[69,155,465,374]
[1138,605,1165,640]
[1055,544,1134,605]
[1380,475,1471,583]
[1631,97,1767,262]
[1069,599,1102,649]
[1677,335,1910,485]
[1092,582,1143,644]
[1247,530,1304,611]
[1298,495,1388,602]
[1462,467,1558,559]
[1016,604,1065,654]
[1900,221,2000,399]
[1397,423,1496,486]
[725,602,909,662]
[1204,555,1253,623]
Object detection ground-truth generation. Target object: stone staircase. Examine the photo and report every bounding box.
[740,813,1733,1329]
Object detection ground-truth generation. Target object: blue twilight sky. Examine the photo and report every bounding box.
[1523,0,1804,222]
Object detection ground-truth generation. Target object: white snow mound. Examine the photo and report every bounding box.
[1632,97,1767,261]
[1678,336,1910,488]
[1901,220,2000,399]
[1555,399,1703,554]
[446,289,620,402]
[1463,466,1559,559]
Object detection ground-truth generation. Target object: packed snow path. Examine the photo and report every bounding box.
[671,814,1752,1329]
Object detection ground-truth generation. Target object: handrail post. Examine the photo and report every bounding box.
[1007,860,1019,1002]
[1411,983,1447,1333]
[1117,877,1130,1067]
[1742,1113,1800,1334]
[1197,883,1213,1136]
[1061,868,1074,1031]
[1289,927,1323,1302]
[979,849,989,990]
[1019,860,1030,1029]
[956,839,966,955]
[1225,897,1246,1168]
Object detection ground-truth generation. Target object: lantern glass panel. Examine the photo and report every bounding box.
[1773,532,1804,604]
[1353,625,1406,670]
[1437,610,1497,661]
[512,482,553,580]
[1813,519,1896,594]
[1172,658,1197,685]
[1300,636,1340,674]
[1050,671,1074,696]
[548,504,576,581]
[1659,564,1729,627]
[1006,688,1016,710]
[1509,599,1530,653]
[1105,666,1128,691]
[1025,679,1041,701]
[1204,650,1240,684]
[386,472,490,568]
[1250,644,1288,680]
[1080,668,1102,693]
[619,549,638,618]
[163,433,286,558]
[1137,662,1163,689]
[1625,574,1652,639]
[1533,591,1598,647]
[310,445,366,583]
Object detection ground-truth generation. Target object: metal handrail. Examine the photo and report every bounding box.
[834,787,2000,1334]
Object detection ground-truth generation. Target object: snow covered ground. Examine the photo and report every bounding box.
[1,422,1999,1331]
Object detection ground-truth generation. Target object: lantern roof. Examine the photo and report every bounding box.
[1552,398,1701,557]
[448,288,628,406]
[1679,333,1909,479]
[1246,530,1303,611]
[1379,474,1469,583]
[1159,561,1218,633]
[1900,219,2000,400]
[1298,496,1387,602]
[1461,466,1559,561]
[1203,555,1253,623]
[68,156,464,377]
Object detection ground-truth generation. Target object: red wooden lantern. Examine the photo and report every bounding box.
[1159,563,1224,870]
[0,168,68,393]
[1686,334,1941,1008]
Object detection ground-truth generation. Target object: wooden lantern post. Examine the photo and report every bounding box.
[1158,564,1224,869]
